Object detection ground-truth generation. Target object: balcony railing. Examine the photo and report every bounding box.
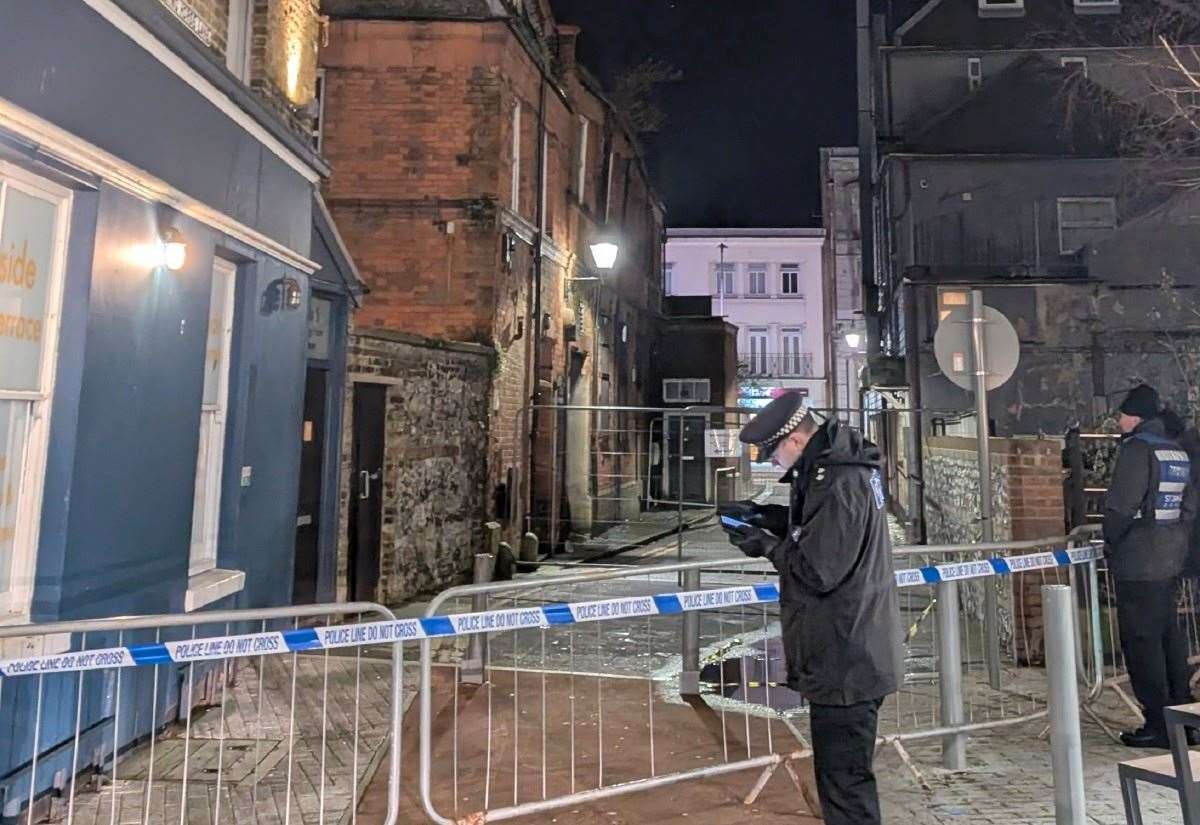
[738,352,815,378]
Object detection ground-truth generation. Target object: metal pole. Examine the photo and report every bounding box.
[677,413,685,562]
[1044,584,1087,825]
[971,289,1002,690]
[680,566,701,696]
[718,243,727,317]
[462,553,494,685]
[936,579,967,770]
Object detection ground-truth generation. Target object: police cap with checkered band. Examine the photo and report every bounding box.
[738,391,818,457]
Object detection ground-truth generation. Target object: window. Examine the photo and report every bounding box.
[780,263,801,296]
[1057,197,1117,255]
[663,262,674,295]
[747,329,769,376]
[937,288,969,322]
[978,0,1025,18]
[311,68,326,152]
[1074,0,1120,15]
[715,262,736,297]
[663,379,710,403]
[782,329,807,376]
[0,166,69,620]
[748,263,767,296]
[510,102,521,212]
[225,0,254,82]
[1060,56,1089,77]
[190,258,237,577]
[967,58,984,92]
[576,117,589,202]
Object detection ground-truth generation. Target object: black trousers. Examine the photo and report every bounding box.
[1116,578,1192,733]
[809,699,883,825]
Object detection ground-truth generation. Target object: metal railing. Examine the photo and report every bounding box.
[414,530,1103,823]
[737,353,815,379]
[0,603,403,825]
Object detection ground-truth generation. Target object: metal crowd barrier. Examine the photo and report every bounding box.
[415,532,1104,823]
[0,603,404,825]
[0,532,1106,825]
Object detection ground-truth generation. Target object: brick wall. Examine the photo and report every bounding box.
[321,12,666,554]
[924,436,1067,664]
[338,330,494,602]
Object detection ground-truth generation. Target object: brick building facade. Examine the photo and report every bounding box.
[319,0,666,597]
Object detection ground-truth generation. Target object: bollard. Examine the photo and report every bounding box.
[518,531,539,573]
[1044,584,1086,825]
[680,568,702,695]
[461,553,495,685]
[936,579,967,770]
[484,521,501,556]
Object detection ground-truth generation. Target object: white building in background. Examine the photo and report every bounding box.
[665,228,827,410]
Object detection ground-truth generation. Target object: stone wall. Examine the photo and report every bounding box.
[339,330,494,603]
[924,436,1067,664]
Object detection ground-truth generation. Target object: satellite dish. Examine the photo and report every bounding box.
[933,305,1020,392]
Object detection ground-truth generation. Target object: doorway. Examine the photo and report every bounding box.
[348,383,386,602]
[293,366,327,604]
[665,414,707,502]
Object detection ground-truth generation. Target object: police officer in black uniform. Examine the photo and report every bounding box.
[719,391,902,825]
[1105,384,1196,748]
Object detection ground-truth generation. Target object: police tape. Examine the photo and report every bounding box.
[0,544,1104,678]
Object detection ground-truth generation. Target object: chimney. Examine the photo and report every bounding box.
[555,25,580,77]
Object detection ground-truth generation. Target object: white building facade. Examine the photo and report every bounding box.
[665,228,827,411]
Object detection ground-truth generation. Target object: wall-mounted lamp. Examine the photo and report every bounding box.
[282,277,303,310]
[161,228,187,271]
[844,332,863,349]
[589,226,620,271]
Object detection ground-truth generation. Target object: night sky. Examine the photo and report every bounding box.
[550,0,858,229]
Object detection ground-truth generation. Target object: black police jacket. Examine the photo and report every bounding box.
[1103,418,1196,582]
[765,418,903,706]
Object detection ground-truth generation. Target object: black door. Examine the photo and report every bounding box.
[293,367,327,604]
[349,383,386,603]
[666,414,707,502]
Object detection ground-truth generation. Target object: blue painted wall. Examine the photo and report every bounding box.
[0,0,320,806]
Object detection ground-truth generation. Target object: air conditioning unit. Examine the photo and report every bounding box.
[1074,0,1120,15]
[978,0,1025,17]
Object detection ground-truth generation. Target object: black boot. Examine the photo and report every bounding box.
[1121,724,1170,749]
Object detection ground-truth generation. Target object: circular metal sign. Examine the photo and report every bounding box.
[933,305,1020,391]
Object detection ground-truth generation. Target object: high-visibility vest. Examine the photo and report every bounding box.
[1131,431,1191,523]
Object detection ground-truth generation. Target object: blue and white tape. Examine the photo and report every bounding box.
[0,545,1102,678]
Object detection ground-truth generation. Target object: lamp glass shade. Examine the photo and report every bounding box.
[844,332,862,349]
[162,229,186,271]
[590,241,619,270]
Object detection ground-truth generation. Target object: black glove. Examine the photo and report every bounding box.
[718,500,788,537]
[730,524,778,559]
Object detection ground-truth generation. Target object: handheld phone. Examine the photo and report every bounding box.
[720,515,752,531]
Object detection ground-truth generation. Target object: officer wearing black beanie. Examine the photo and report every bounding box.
[1105,383,1197,748]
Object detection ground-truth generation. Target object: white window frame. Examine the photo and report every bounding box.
[780,264,801,296]
[967,58,984,92]
[0,164,71,623]
[747,263,767,296]
[1074,0,1120,15]
[781,328,805,376]
[1060,56,1089,77]
[978,0,1025,18]
[748,329,769,376]
[225,0,254,83]
[576,116,589,201]
[510,102,521,212]
[715,262,736,297]
[1057,197,1117,255]
[663,378,710,404]
[189,258,237,578]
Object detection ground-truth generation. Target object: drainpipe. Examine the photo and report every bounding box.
[857,0,880,361]
[524,78,547,539]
